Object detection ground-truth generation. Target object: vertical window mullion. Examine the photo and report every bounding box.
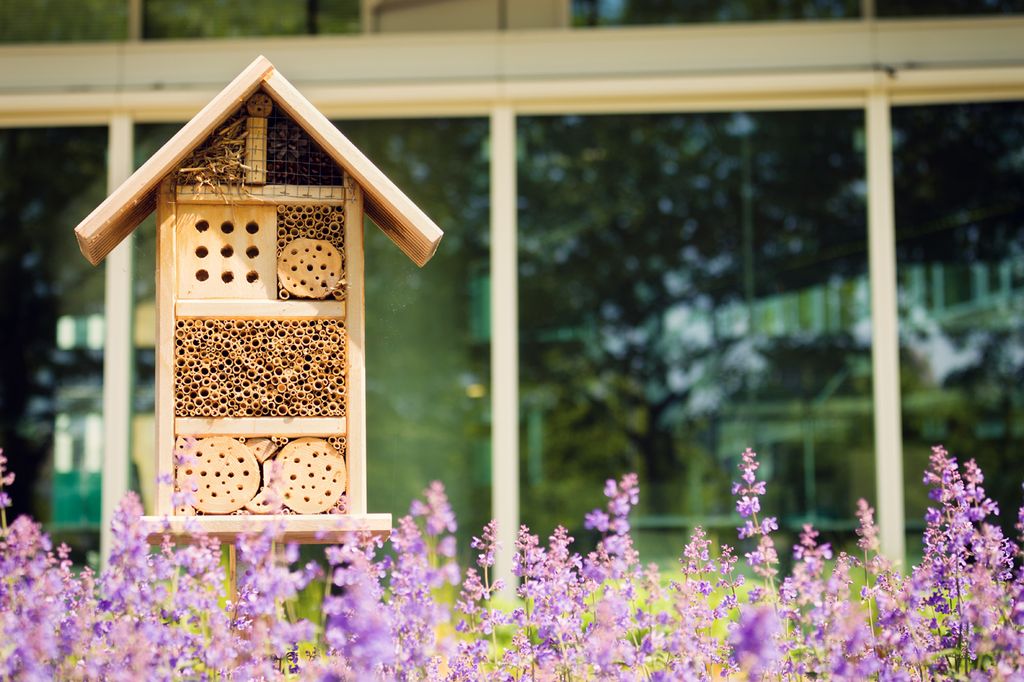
[100,112,135,567]
[490,105,519,596]
[866,90,907,563]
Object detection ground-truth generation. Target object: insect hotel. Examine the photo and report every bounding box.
[73,56,442,540]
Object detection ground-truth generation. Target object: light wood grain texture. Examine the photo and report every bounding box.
[277,237,344,299]
[262,69,443,267]
[175,416,347,436]
[344,183,367,516]
[140,513,392,544]
[176,436,259,514]
[176,204,276,299]
[278,438,346,514]
[74,55,274,266]
[156,179,176,516]
[74,56,442,268]
[176,184,348,204]
[175,299,346,319]
[246,437,279,463]
[245,116,267,185]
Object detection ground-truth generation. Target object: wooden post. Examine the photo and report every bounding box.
[344,181,367,516]
[155,178,176,516]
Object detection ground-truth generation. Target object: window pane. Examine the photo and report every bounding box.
[335,119,491,549]
[519,111,872,563]
[573,0,857,25]
[0,0,127,42]
[894,101,1024,552]
[878,0,1024,17]
[144,0,359,38]
[0,126,107,562]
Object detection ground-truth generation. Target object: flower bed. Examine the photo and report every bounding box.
[1,445,1022,680]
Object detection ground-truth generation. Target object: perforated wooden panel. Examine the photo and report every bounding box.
[174,318,347,417]
[176,204,277,299]
[174,434,348,516]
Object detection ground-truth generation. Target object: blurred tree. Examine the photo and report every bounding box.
[143,0,359,38]
[337,118,493,553]
[878,0,1024,16]
[894,101,1024,543]
[0,127,106,529]
[0,0,126,42]
[572,0,855,25]
[517,111,875,554]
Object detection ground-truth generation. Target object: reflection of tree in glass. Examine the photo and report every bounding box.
[518,111,874,555]
[572,0,856,25]
[0,128,107,537]
[894,101,1024,545]
[336,119,492,557]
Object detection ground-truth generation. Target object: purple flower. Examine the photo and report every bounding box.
[409,481,457,537]
[471,520,499,569]
[730,606,781,677]
[2,442,1024,679]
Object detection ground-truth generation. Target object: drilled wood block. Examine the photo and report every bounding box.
[278,238,344,299]
[278,437,346,514]
[176,204,277,299]
[175,436,260,514]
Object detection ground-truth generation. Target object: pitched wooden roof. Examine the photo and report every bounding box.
[74,56,443,267]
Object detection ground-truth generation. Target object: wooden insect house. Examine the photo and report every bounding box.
[73,56,442,540]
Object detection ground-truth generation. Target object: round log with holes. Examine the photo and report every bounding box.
[277,238,344,299]
[175,436,260,514]
[278,437,346,514]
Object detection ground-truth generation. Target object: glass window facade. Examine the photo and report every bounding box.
[894,101,1024,550]
[0,1,127,42]
[878,0,1024,17]
[518,111,874,563]
[130,124,178,513]
[572,0,857,25]
[335,119,492,550]
[0,126,108,561]
[143,0,359,39]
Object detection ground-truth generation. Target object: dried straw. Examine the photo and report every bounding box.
[176,112,251,193]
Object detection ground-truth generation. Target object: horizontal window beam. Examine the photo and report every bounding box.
[0,18,1022,122]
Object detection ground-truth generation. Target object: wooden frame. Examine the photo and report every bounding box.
[143,175,380,537]
[155,178,176,516]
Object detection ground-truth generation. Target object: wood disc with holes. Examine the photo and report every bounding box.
[175,436,260,514]
[278,437,346,514]
[277,238,343,299]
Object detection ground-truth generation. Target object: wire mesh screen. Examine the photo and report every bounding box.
[175,89,345,200]
[266,112,344,186]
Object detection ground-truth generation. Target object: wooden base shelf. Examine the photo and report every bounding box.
[141,513,392,543]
